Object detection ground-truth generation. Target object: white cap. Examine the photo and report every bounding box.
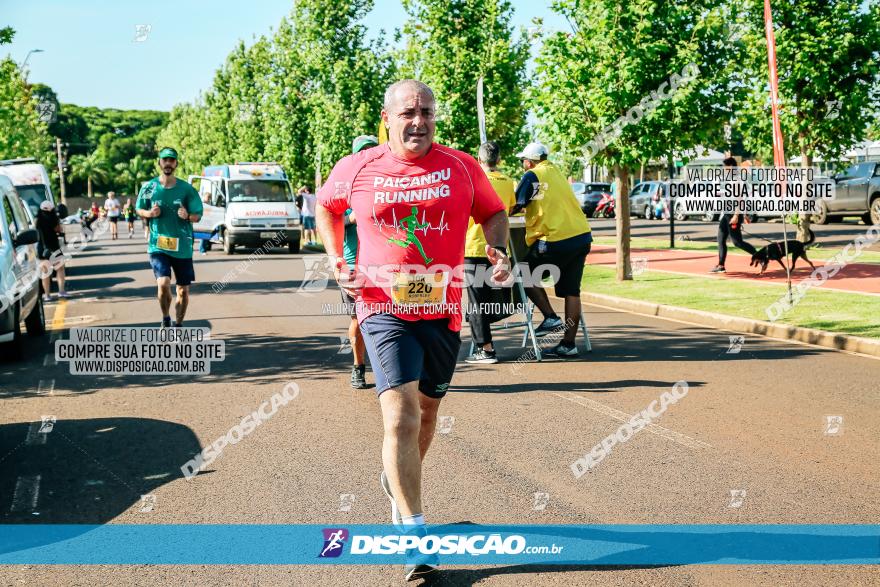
[40,200,55,212]
[515,142,549,160]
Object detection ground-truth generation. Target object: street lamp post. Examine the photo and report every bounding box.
[22,48,44,77]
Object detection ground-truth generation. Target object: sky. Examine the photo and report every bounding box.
[4,0,568,111]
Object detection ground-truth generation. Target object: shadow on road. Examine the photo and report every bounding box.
[469,319,823,365]
[0,417,200,527]
[419,564,670,585]
[452,379,681,394]
[0,323,345,398]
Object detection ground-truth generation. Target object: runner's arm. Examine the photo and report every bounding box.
[185,186,203,223]
[316,206,344,260]
[481,210,510,252]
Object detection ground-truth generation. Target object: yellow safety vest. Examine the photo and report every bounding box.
[524,160,591,246]
[465,170,516,258]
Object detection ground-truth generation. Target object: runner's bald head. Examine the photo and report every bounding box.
[384,80,435,111]
[382,80,436,160]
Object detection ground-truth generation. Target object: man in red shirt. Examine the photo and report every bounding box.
[317,79,510,580]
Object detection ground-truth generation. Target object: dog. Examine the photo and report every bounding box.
[750,229,816,274]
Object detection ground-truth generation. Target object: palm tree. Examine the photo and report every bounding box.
[68,151,108,199]
[115,155,150,195]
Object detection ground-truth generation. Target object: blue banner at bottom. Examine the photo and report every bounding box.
[0,525,877,565]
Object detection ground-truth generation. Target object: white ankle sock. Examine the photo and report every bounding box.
[401,513,425,526]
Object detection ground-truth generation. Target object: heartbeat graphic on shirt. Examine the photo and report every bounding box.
[372,207,450,265]
[372,208,451,237]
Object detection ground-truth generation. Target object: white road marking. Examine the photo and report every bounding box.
[36,379,55,396]
[553,392,713,450]
[10,475,41,512]
[24,422,47,446]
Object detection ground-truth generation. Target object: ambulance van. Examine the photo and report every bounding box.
[190,163,301,254]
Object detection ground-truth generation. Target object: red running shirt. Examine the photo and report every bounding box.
[318,143,506,332]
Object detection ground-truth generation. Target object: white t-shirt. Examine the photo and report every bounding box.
[105,197,121,217]
[302,192,317,217]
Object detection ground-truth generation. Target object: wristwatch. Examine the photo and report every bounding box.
[492,245,508,256]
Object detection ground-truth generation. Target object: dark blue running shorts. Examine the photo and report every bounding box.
[149,252,196,286]
[359,313,461,398]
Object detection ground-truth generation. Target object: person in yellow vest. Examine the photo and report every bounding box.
[464,142,516,364]
[511,142,592,357]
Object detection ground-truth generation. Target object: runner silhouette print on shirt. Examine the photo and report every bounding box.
[386,206,434,265]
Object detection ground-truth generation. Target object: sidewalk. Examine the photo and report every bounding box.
[588,245,880,295]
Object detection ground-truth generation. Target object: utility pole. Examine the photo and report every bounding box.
[55,137,67,204]
[668,152,675,249]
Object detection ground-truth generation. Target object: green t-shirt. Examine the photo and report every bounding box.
[136,177,203,259]
[343,207,358,267]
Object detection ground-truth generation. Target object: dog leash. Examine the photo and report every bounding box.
[739,225,779,244]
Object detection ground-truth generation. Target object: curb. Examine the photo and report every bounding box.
[580,292,880,358]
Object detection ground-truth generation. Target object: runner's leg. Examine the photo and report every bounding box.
[418,393,441,459]
[379,381,424,517]
[175,285,189,324]
[157,277,172,317]
[350,317,366,365]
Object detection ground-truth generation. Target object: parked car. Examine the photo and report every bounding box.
[628,181,669,219]
[812,161,880,225]
[0,175,46,360]
[673,199,717,222]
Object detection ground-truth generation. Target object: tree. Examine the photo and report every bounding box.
[0,57,51,162]
[0,27,14,45]
[736,0,880,238]
[115,155,151,196]
[68,151,108,198]
[534,0,733,279]
[157,0,395,188]
[399,0,529,163]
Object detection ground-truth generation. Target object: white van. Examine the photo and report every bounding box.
[0,158,61,218]
[0,175,45,359]
[189,163,301,254]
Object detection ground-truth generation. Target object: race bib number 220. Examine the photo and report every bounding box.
[391,272,447,307]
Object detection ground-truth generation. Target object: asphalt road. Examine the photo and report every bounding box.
[1,229,878,586]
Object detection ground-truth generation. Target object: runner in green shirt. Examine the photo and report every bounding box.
[135,147,203,328]
[123,198,137,239]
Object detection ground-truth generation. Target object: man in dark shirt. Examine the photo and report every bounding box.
[35,200,67,300]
